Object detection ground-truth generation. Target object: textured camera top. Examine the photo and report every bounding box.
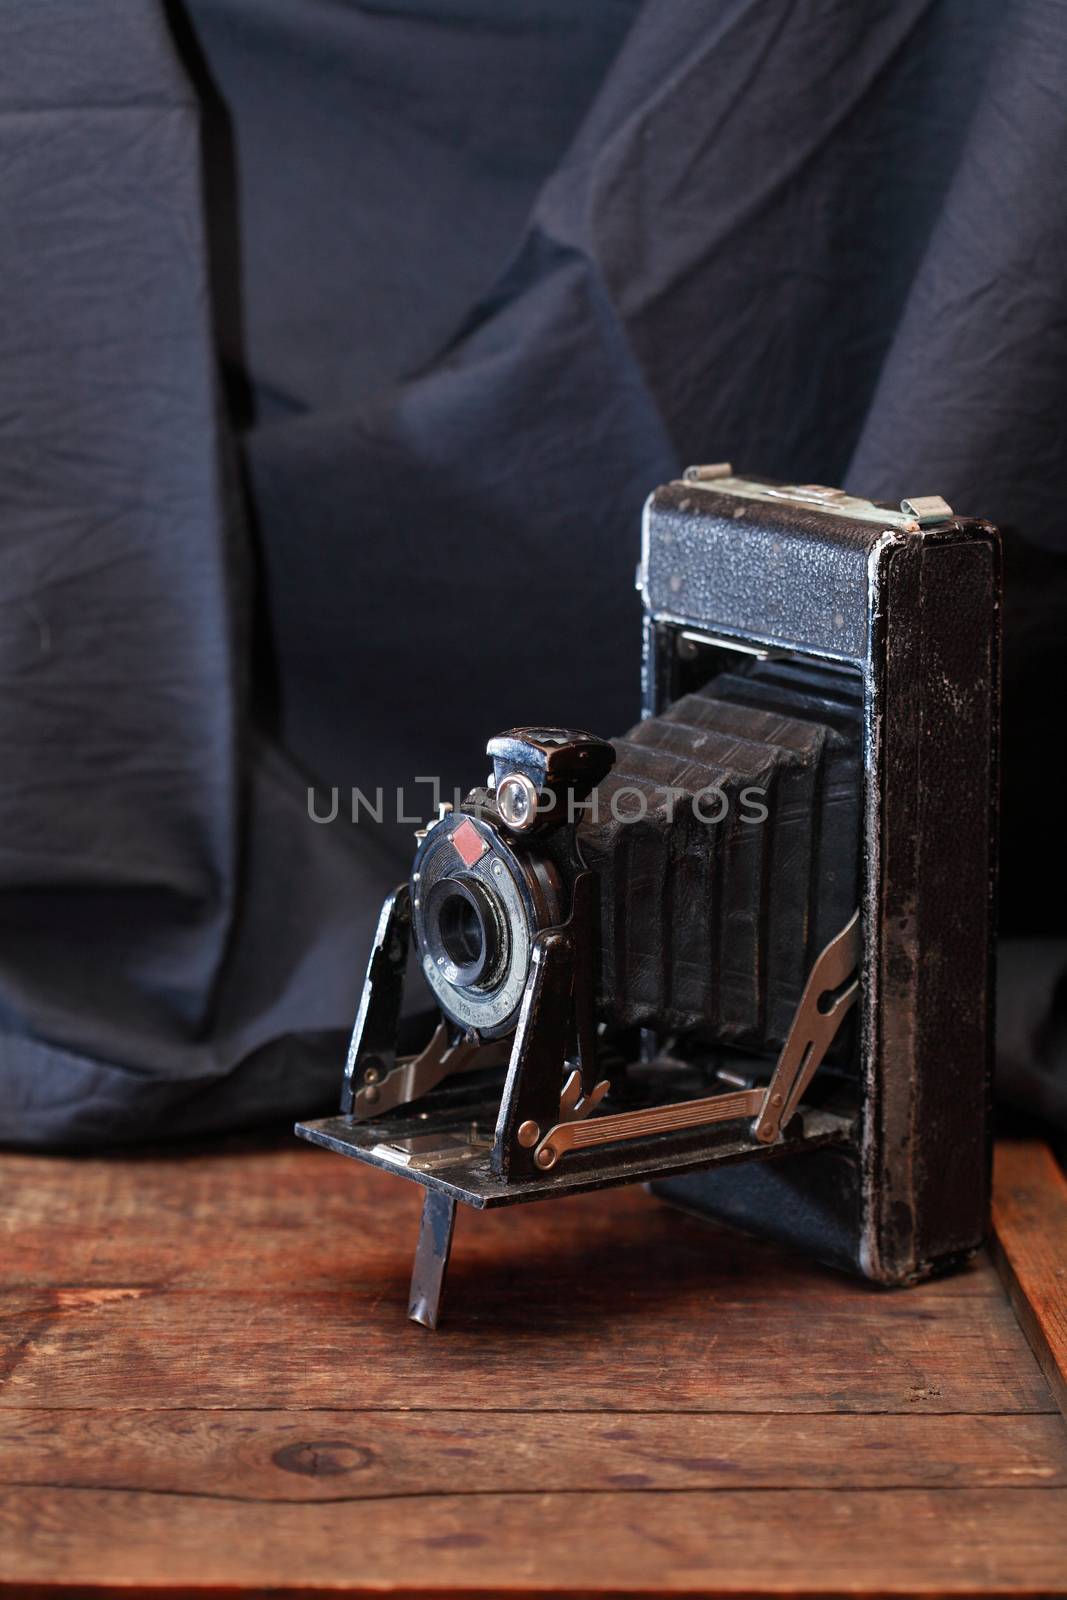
[639,468,989,666]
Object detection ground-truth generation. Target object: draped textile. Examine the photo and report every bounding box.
[2,0,1065,1145]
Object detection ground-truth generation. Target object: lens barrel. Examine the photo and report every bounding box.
[411,812,563,1038]
[422,876,504,990]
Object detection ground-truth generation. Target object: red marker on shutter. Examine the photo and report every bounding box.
[452,818,488,868]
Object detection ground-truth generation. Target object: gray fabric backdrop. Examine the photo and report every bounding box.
[2,0,1065,1145]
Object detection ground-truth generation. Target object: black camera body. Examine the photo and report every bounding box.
[298,468,1000,1326]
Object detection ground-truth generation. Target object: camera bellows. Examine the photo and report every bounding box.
[578,660,862,1049]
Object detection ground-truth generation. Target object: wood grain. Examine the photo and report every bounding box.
[993,1140,1067,1420]
[1,1137,1066,1595]
[0,1284,1050,1414]
[3,1486,1067,1594]
[0,1141,1000,1297]
[1,1409,1065,1498]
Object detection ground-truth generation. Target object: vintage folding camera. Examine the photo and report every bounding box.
[298,466,1001,1327]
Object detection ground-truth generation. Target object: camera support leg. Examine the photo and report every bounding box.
[408,1187,457,1329]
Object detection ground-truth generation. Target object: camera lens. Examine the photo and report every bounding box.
[438,891,483,968]
[411,812,564,1037]
[423,877,503,990]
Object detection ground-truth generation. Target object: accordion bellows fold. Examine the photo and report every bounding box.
[579,660,862,1047]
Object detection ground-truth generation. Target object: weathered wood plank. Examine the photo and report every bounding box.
[2,1485,1067,1593]
[2,1142,1064,1595]
[0,1141,1001,1298]
[993,1141,1067,1421]
[1,1409,1065,1499]
[0,1283,1052,1414]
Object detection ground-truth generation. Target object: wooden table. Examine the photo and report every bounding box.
[1,1135,1065,1596]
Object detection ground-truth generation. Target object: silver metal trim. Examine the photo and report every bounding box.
[679,474,924,532]
[900,495,955,527]
[373,1125,491,1172]
[496,771,539,833]
[679,628,786,662]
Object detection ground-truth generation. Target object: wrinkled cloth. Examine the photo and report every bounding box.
[2,0,1066,1146]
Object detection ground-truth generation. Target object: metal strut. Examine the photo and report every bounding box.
[532,910,861,1169]
[751,910,861,1144]
[347,882,860,1324]
[408,1189,457,1329]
